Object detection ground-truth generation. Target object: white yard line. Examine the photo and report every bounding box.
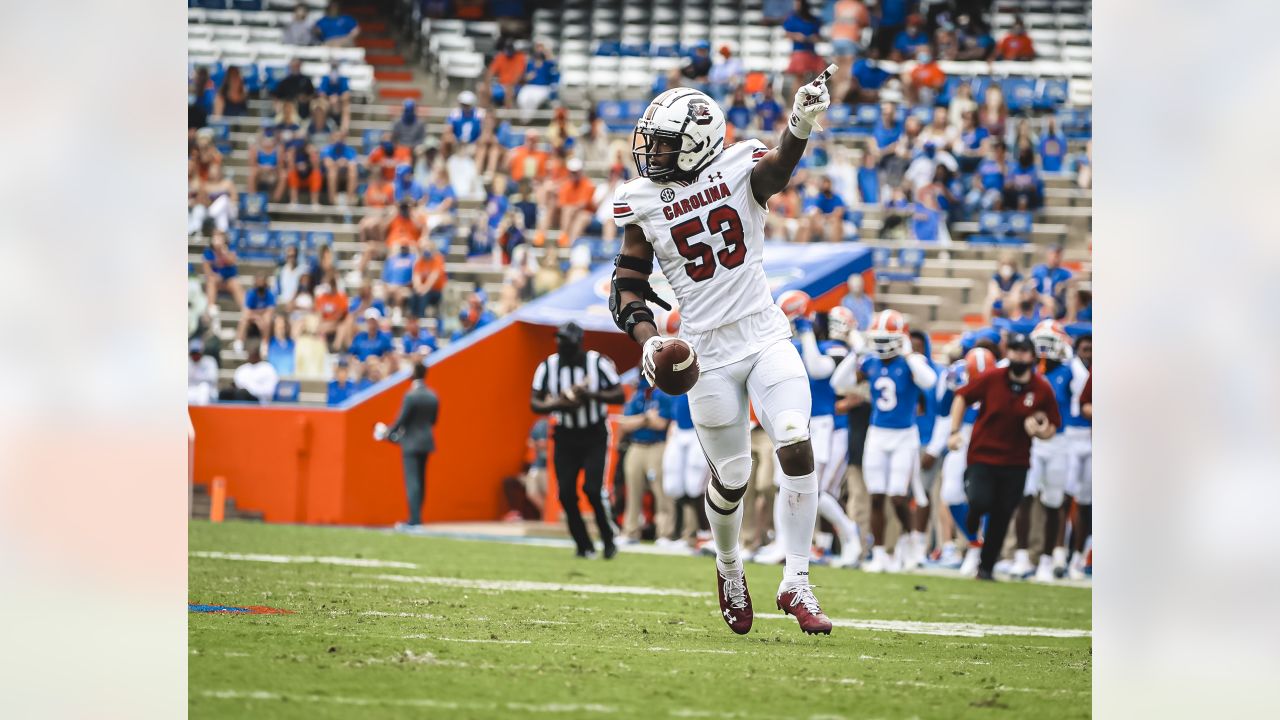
[371,573,706,598]
[191,551,417,569]
[756,613,1091,638]
[198,689,616,714]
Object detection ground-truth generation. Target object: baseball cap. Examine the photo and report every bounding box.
[189,338,204,354]
[364,307,382,321]
[1006,332,1034,352]
[458,90,477,106]
[566,157,584,172]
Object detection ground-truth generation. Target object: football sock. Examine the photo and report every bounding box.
[705,474,748,568]
[817,492,859,545]
[778,483,818,591]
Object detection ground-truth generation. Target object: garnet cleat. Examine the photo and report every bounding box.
[716,564,753,635]
[776,585,832,635]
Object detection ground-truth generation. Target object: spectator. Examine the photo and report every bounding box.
[266,314,296,376]
[966,137,1008,212]
[892,14,930,62]
[411,238,447,318]
[872,101,902,150]
[949,106,986,166]
[846,57,891,103]
[452,289,496,341]
[382,241,417,311]
[399,314,438,356]
[274,245,309,309]
[474,113,509,177]
[318,62,352,131]
[997,16,1036,61]
[934,26,959,61]
[481,173,511,255]
[517,43,558,121]
[1072,288,1092,323]
[841,273,874,331]
[309,246,341,294]
[919,106,957,148]
[272,58,315,120]
[282,4,316,45]
[188,94,208,134]
[315,1,359,47]
[390,99,426,150]
[1004,145,1044,211]
[905,49,945,105]
[830,0,871,68]
[189,164,237,235]
[754,92,784,133]
[304,97,338,145]
[708,45,745,100]
[1031,244,1073,318]
[189,127,223,182]
[955,13,995,61]
[286,139,323,207]
[980,84,1008,137]
[188,263,209,338]
[425,168,458,238]
[327,359,357,405]
[367,130,412,182]
[313,281,348,349]
[187,338,219,406]
[986,250,1023,319]
[190,66,215,116]
[871,0,912,57]
[797,176,848,243]
[393,162,426,205]
[227,346,279,403]
[725,88,752,134]
[554,158,595,247]
[236,274,277,352]
[1039,118,1067,173]
[247,128,286,201]
[345,281,388,341]
[202,230,243,308]
[487,38,527,108]
[782,1,825,93]
[856,148,880,203]
[506,131,550,189]
[294,313,328,378]
[1075,140,1092,190]
[445,91,486,154]
[322,130,360,205]
[212,66,249,118]
[350,308,395,362]
[363,169,396,210]
[905,142,958,192]
[354,358,382,393]
[545,106,576,154]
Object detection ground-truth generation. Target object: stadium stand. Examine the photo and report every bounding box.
[188,0,1092,406]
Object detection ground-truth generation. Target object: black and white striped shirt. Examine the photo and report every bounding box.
[532,350,620,431]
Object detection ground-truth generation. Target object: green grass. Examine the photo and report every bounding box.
[189,521,1091,719]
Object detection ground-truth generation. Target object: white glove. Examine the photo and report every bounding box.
[641,335,664,386]
[789,64,837,139]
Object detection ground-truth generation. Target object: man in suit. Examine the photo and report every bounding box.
[378,362,439,527]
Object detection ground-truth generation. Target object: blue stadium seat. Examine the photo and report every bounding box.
[1060,107,1092,140]
[899,247,926,273]
[231,0,263,10]
[361,129,382,153]
[968,76,992,103]
[240,192,270,222]
[276,230,302,249]
[978,210,1006,236]
[240,64,262,95]
[197,0,228,9]
[651,43,682,57]
[824,103,852,132]
[619,43,649,57]
[937,76,965,106]
[306,231,334,251]
[272,380,301,403]
[909,105,932,124]
[1003,77,1037,113]
[234,226,279,261]
[1007,211,1033,236]
[1034,78,1069,110]
[854,103,879,127]
[206,120,232,142]
[871,246,892,269]
[967,235,1000,247]
[847,209,864,229]
[594,40,623,56]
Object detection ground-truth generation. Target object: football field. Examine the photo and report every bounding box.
[189,521,1091,719]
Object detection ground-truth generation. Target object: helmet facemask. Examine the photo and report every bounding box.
[632,126,692,182]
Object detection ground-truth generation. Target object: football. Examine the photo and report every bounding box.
[652,338,699,395]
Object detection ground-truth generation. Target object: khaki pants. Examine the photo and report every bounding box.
[844,464,871,544]
[743,426,776,549]
[622,442,671,540]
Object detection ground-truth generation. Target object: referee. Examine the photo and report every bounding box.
[531,322,625,559]
[946,333,1061,580]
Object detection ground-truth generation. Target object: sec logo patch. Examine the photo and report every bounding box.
[661,188,675,202]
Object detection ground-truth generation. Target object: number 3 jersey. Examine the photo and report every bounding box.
[613,138,790,371]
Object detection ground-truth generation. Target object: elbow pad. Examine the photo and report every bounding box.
[609,254,671,340]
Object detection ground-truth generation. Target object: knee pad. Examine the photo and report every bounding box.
[771,410,810,448]
[706,453,751,514]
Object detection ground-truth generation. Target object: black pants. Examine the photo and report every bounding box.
[554,428,614,553]
[403,451,430,525]
[964,462,1027,573]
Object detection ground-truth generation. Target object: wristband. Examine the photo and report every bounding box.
[787,113,813,140]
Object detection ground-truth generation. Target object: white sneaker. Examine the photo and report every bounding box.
[894,536,917,571]
[959,546,982,577]
[752,543,786,565]
[911,531,929,569]
[232,338,244,353]
[831,531,862,568]
[862,546,892,573]
[1010,549,1035,579]
[938,542,962,568]
[1067,552,1088,581]
[1034,554,1056,583]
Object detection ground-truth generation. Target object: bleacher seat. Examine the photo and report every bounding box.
[272,380,301,403]
[240,192,270,222]
[1003,77,1038,113]
[234,226,278,260]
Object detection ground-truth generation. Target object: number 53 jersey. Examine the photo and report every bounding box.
[613,138,790,371]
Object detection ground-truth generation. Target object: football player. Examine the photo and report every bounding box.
[1014,320,1076,582]
[1063,334,1092,579]
[831,310,937,573]
[610,70,839,635]
[903,329,943,570]
[935,344,998,576]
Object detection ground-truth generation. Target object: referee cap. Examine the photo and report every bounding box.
[556,321,584,345]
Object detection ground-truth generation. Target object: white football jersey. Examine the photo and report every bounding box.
[613,139,790,370]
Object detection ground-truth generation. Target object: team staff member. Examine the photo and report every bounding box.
[946,333,1060,580]
[531,322,625,558]
[376,362,439,528]
[618,375,674,543]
